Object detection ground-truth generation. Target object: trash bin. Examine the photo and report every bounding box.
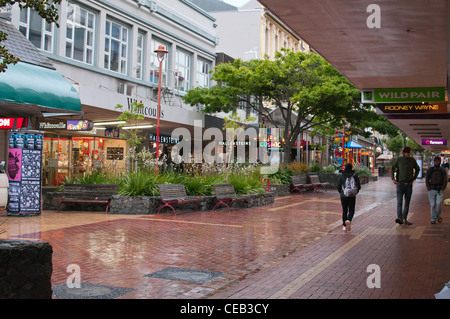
[378,166,385,176]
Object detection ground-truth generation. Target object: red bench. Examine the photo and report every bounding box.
[212,183,248,213]
[156,184,203,215]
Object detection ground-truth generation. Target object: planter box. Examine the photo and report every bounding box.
[109,192,274,214]
[43,184,274,214]
[268,184,290,196]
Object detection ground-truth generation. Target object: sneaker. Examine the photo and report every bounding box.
[403,219,413,226]
[343,226,347,231]
[345,220,351,232]
[395,218,403,225]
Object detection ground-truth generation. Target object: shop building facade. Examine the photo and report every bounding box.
[3,0,221,185]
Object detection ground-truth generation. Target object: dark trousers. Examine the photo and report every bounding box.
[341,195,356,225]
[396,183,413,220]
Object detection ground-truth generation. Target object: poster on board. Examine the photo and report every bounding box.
[7,130,43,216]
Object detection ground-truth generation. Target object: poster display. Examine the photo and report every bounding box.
[7,130,43,216]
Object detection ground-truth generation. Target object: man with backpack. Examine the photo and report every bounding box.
[425,156,448,224]
[337,163,361,231]
[391,147,420,226]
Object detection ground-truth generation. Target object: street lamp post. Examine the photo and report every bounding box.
[154,45,168,174]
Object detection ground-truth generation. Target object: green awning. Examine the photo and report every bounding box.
[0,61,81,112]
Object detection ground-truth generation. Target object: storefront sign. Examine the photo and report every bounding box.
[67,120,93,131]
[376,102,447,114]
[39,121,66,130]
[128,98,164,119]
[422,139,447,146]
[149,133,179,144]
[372,87,445,103]
[0,117,28,129]
[362,87,446,103]
[39,120,94,131]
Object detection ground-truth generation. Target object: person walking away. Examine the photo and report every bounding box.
[391,147,420,225]
[337,163,361,231]
[426,156,447,224]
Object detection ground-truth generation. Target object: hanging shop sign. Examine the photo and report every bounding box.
[67,120,93,131]
[362,87,446,103]
[0,117,28,129]
[376,102,447,114]
[422,139,447,146]
[7,131,43,216]
[39,120,93,131]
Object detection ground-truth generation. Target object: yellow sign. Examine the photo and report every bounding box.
[377,102,447,114]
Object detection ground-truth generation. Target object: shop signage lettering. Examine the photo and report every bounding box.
[377,102,447,114]
[0,117,28,129]
[149,133,179,144]
[39,121,66,129]
[422,139,447,146]
[219,140,252,146]
[373,87,445,103]
[127,98,164,119]
[259,141,282,148]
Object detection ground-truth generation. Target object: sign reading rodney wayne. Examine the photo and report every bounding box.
[364,87,446,103]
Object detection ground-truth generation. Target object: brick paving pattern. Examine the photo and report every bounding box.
[0,177,449,299]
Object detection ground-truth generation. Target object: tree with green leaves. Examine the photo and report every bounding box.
[0,0,61,72]
[183,49,381,164]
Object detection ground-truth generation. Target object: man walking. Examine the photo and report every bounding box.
[425,156,447,224]
[391,147,420,225]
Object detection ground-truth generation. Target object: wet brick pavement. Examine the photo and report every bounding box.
[1,176,449,300]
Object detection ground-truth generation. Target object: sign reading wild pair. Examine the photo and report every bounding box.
[361,87,446,104]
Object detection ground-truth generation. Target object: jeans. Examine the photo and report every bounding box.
[428,189,443,221]
[396,183,413,220]
[341,195,356,225]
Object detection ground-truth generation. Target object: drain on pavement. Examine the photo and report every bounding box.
[52,282,135,299]
[145,267,224,283]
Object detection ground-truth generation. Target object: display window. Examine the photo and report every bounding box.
[42,135,127,186]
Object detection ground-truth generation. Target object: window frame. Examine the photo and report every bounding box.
[65,1,96,65]
[19,6,54,52]
[104,18,129,74]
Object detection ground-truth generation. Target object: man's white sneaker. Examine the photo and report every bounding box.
[345,220,351,232]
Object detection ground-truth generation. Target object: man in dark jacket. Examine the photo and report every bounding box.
[391,146,420,225]
[337,163,361,231]
[425,156,448,224]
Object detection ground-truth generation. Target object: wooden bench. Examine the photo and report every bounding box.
[290,175,311,193]
[156,184,203,215]
[55,184,118,214]
[212,183,249,213]
[309,175,330,191]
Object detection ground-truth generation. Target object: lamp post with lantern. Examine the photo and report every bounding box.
[154,45,168,173]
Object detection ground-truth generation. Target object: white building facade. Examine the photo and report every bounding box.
[4,0,220,184]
